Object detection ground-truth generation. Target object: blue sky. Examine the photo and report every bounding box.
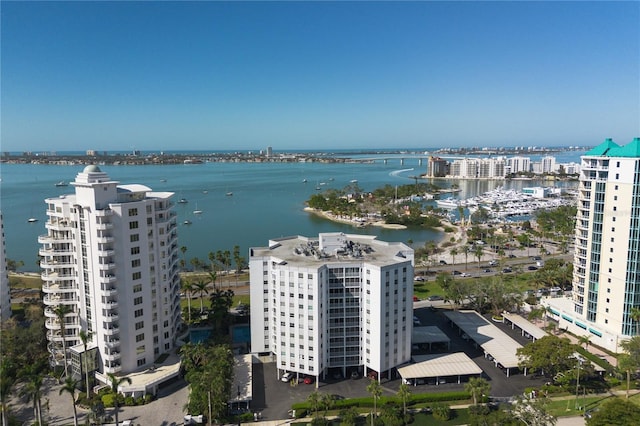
[1,1,639,152]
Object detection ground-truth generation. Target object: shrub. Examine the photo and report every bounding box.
[124,396,135,406]
[101,394,116,408]
[431,403,452,421]
[144,394,154,404]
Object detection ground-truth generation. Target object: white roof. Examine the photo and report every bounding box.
[444,310,523,369]
[412,326,451,345]
[231,354,253,403]
[502,312,548,340]
[398,352,482,379]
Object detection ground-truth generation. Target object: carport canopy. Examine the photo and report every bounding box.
[501,312,547,341]
[443,310,523,371]
[398,352,482,381]
[412,326,451,350]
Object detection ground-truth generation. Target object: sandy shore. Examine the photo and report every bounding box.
[304,207,407,230]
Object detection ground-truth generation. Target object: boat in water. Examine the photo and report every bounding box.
[193,204,203,215]
[435,198,462,209]
[183,220,192,225]
[27,217,38,223]
[178,198,188,204]
[55,181,68,187]
[226,192,233,196]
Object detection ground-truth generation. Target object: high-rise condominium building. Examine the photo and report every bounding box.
[40,166,181,378]
[249,233,414,381]
[0,212,11,322]
[544,138,640,352]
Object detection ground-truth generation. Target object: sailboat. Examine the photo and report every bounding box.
[193,203,203,215]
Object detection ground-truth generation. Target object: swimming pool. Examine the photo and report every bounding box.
[190,328,212,344]
[232,324,250,344]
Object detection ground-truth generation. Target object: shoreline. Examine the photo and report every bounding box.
[303,207,407,230]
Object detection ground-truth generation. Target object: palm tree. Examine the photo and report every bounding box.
[208,271,218,291]
[193,280,209,313]
[473,245,484,269]
[59,376,80,426]
[208,251,216,271]
[619,336,640,398]
[79,329,93,396]
[449,248,458,265]
[19,370,44,426]
[397,382,411,420]
[181,279,194,323]
[307,390,321,418]
[464,377,490,406]
[578,335,590,350]
[321,392,334,418]
[366,378,382,426]
[0,358,17,426]
[53,304,73,378]
[618,354,635,399]
[107,372,132,426]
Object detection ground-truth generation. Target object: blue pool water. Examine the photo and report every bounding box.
[190,329,212,344]
[232,325,250,344]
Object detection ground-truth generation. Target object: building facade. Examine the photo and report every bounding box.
[544,138,640,352]
[40,165,181,377]
[249,233,414,381]
[0,212,11,322]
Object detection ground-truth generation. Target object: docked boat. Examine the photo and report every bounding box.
[55,181,68,187]
[436,198,462,209]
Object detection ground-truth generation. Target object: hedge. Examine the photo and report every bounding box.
[291,391,470,412]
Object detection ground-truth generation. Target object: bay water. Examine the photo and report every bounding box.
[0,152,582,272]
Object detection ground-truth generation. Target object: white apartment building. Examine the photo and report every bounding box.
[543,138,640,352]
[448,158,505,179]
[249,233,414,381]
[541,155,557,174]
[40,165,181,380]
[0,212,11,322]
[506,156,531,174]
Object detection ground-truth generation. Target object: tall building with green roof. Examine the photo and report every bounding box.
[544,138,640,352]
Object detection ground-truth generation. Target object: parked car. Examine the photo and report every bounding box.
[439,260,448,265]
[303,376,314,385]
[502,267,513,273]
[350,370,360,380]
[414,276,425,282]
[489,260,498,266]
[452,270,462,276]
[281,372,294,382]
[527,265,538,271]
[427,295,443,301]
[412,295,420,302]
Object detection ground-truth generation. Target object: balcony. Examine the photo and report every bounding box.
[39,234,74,244]
[100,287,117,297]
[103,314,119,323]
[99,275,117,284]
[43,295,76,305]
[105,339,120,349]
[104,301,119,310]
[104,364,122,374]
[103,326,120,336]
[46,220,72,231]
[41,272,75,282]
[104,351,121,361]
[94,209,114,217]
[39,247,74,257]
[98,262,116,271]
[95,222,114,231]
[95,236,115,244]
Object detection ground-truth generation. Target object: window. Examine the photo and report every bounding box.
[134,297,143,305]
[129,221,139,229]
[135,309,144,317]
[136,333,145,342]
[137,358,146,367]
[133,272,142,280]
[128,208,138,216]
[133,284,142,293]
[131,246,140,255]
[135,321,144,330]
[132,259,141,268]
[130,234,139,242]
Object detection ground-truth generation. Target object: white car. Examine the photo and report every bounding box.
[281,372,294,382]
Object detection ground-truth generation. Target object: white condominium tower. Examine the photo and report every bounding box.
[0,212,11,322]
[40,165,181,376]
[544,138,640,352]
[250,233,414,381]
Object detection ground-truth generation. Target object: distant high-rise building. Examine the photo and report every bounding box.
[266,146,273,157]
[249,233,414,381]
[427,156,448,177]
[0,212,11,322]
[544,138,640,352]
[40,166,181,379]
[507,156,531,174]
[541,156,557,174]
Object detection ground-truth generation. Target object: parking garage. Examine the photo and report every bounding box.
[398,352,482,385]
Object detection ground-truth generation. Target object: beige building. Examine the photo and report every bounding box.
[544,138,640,352]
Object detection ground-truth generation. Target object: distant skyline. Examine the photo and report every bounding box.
[1,1,639,152]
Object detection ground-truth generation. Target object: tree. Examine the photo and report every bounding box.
[181,279,195,323]
[366,378,382,426]
[208,271,218,291]
[53,304,74,378]
[449,247,458,265]
[59,376,80,426]
[307,390,321,419]
[586,397,640,425]
[619,336,640,398]
[465,377,490,406]
[396,382,411,419]
[107,372,132,426]
[0,357,17,426]
[209,288,234,338]
[321,392,334,418]
[339,407,360,426]
[208,251,216,272]
[19,369,44,426]
[79,329,93,395]
[578,335,591,350]
[180,246,188,269]
[193,280,209,313]
[473,245,484,269]
[517,335,577,378]
[511,395,556,426]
